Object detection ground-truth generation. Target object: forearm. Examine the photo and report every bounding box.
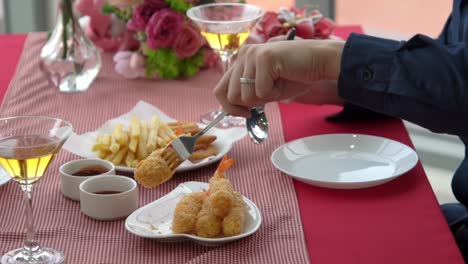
[338,33,468,137]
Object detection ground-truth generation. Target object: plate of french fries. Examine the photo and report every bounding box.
[63,101,247,173]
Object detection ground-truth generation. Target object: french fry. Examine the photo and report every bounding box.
[146,116,161,153]
[92,134,112,152]
[125,151,136,167]
[131,160,139,168]
[109,136,120,154]
[103,151,117,162]
[158,126,171,144]
[137,121,149,160]
[156,137,166,148]
[112,146,128,165]
[113,124,128,146]
[96,149,108,159]
[161,122,176,140]
[130,116,141,138]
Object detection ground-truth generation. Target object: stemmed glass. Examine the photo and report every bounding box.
[187,3,263,128]
[0,116,73,264]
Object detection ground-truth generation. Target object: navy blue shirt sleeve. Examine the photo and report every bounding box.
[338,33,468,137]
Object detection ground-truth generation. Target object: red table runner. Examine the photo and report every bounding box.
[287,26,463,263]
[0,26,464,263]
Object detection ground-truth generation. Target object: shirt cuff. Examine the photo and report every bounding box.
[338,33,403,106]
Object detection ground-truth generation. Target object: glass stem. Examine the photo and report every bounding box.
[21,185,40,255]
[220,55,231,74]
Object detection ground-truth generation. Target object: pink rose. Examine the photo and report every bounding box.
[127,0,167,31]
[295,21,315,39]
[314,17,335,39]
[146,9,184,50]
[173,24,205,59]
[76,0,140,52]
[258,12,285,39]
[113,51,146,79]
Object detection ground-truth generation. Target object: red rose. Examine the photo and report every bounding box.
[173,23,205,59]
[127,1,167,31]
[146,9,184,49]
[258,12,285,39]
[295,21,315,39]
[314,17,335,39]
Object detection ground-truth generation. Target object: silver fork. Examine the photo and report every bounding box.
[161,111,228,171]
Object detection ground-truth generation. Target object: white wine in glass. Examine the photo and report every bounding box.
[0,116,73,264]
[187,3,263,128]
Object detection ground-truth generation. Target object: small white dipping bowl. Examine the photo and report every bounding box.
[79,175,139,220]
[59,159,115,201]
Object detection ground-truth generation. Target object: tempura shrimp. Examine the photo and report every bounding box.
[134,149,174,188]
[223,192,248,237]
[172,191,208,234]
[209,156,236,217]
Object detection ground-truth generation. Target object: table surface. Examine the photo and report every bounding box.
[0,27,464,264]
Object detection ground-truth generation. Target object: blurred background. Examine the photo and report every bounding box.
[0,0,463,204]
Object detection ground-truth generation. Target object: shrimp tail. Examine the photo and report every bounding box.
[215,155,235,175]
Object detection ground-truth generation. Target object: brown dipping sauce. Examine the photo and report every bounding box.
[93,190,122,195]
[72,165,108,176]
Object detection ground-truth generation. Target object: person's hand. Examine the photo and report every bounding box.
[214,39,345,117]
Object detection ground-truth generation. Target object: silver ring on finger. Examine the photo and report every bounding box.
[239,77,255,85]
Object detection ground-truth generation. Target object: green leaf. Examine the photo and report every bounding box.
[165,0,193,13]
[101,3,118,14]
[145,48,206,79]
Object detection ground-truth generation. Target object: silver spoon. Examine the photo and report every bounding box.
[246,28,296,144]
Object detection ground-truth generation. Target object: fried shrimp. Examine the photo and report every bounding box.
[172,191,208,234]
[171,156,247,238]
[208,156,236,217]
[223,192,247,237]
[134,149,174,188]
[195,198,223,238]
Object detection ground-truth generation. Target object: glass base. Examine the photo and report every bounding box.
[200,110,245,128]
[1,247,64,264]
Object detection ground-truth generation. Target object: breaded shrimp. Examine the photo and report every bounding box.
[172,191,208,234]
[195,198,223,238]
[209,156,236,217]
[134,149,174,188]
[223,192,247,237]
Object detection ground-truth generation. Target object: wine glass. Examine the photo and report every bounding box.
[187,3,264,128]
[0,116,73,264]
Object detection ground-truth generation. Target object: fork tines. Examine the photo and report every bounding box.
[161,144,185,171]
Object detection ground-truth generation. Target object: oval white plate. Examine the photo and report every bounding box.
[115,134,232,173]
[271,134,419,189]
[125,181,262,246]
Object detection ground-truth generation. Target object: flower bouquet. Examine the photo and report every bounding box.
[75,1,336,80]
[248,6,337,43]
[76,0,219,79]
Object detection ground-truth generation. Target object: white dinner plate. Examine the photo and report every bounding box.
[125,181,262,246]
[0,167,10,187]
[271,134,418,189]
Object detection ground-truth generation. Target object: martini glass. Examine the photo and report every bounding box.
[0,116,73,264]
[187,3,263,128]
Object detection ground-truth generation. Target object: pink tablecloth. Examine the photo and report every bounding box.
[0,33,309,264]
[0,26,464,264]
